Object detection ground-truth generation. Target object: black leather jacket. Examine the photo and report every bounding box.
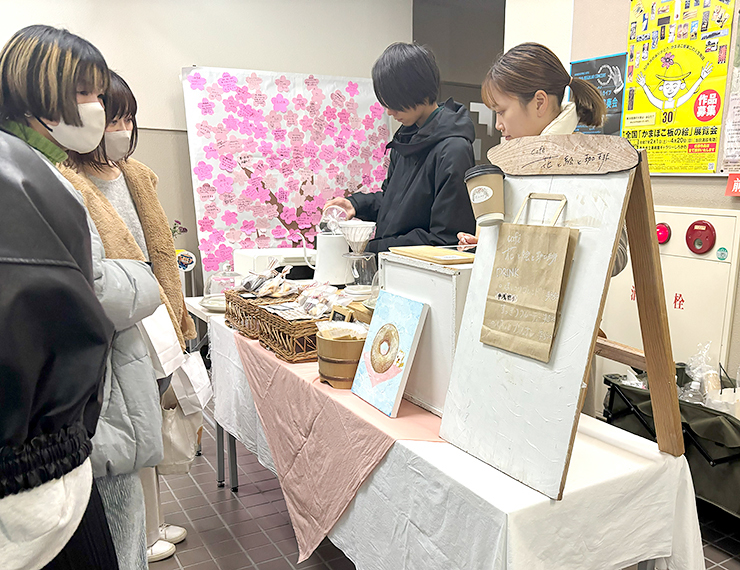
[0,129,114,498]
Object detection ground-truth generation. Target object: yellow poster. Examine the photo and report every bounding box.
[623,0,735,173]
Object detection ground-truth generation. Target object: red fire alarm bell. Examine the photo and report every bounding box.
[656,222,671,244]
[685,220,716,254]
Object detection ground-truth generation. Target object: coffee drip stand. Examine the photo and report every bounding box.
[338,220,377,302]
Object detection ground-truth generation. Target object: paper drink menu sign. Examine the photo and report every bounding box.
[480,223,578,363]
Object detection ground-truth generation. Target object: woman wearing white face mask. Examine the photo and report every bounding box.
[62,72,195,351]
[60,71,196,564]
[0,25,164,570]
[52,69,166,570]
[6,36,164,570]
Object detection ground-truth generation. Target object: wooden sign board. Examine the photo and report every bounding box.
[486,133,639,176]
[441,135,682,500]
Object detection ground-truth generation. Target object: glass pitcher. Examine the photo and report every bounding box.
[343,252,377,299]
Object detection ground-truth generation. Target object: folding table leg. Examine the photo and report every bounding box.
[216,423,225,488]
[637,560,656,570]
[227,433,239,492]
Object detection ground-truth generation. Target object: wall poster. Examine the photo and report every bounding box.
[571,53,627,135]
[181,67,390,279]
[623,0,735,173]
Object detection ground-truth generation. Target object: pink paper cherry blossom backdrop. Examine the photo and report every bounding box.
[182,67,390,280]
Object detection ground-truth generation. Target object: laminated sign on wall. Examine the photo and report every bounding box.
[622,0,735,173]
[182,67,390,280]
[481,196,578,363]
[571,53,627,136]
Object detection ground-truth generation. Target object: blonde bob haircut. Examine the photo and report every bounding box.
[0,25,109,126]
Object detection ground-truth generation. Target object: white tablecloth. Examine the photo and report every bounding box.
[209,317,703,570]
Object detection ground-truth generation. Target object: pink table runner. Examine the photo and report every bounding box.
[233,333,442,562]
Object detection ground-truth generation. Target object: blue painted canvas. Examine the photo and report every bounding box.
[351,290,428,417]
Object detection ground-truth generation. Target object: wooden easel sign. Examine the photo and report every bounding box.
[440,134,683,500]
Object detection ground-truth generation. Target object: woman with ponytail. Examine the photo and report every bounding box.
[482,42,605,140]
[458,43,627,277]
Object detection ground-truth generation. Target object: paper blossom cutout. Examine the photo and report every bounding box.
[304,75,319,90]
[198,99,215,115]
[275,75,291,92]
[207,84,223,101]
[187,72,206,90]
[218,73,238,92]
[193,161,213,181]
[346,81,359,96]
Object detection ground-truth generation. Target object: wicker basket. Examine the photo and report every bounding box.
[257,307,329,363]
[224,289,298,339]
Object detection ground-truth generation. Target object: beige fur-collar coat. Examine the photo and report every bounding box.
[59,159,196,349]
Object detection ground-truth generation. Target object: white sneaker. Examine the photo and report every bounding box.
[159,523,188,545]
[147,539,176,563]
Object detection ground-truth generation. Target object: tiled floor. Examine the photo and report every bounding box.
[699,501,740,570]
[150,416,354,570]
[153,414,740,570]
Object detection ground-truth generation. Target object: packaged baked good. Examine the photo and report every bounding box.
[256,265,298,298]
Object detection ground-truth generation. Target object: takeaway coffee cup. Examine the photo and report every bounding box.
[464,164,505,226]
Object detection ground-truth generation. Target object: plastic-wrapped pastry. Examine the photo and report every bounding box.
[241,257,279,293]
[241,271,273,293]
[308,303,329,317]
[256,265,297,298]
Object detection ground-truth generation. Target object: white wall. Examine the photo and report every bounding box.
[0,0,412,130]
[571,0,629,63]
[504,0,574,67]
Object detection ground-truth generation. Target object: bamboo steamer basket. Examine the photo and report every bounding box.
[316,332,365,389]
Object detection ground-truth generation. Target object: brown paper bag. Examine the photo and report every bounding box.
[480,194,578,363]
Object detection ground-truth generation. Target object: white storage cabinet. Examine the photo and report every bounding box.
[379,252,473,416]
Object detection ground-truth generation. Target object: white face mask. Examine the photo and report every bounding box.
[45,102,106,153]
[104,129,132,161]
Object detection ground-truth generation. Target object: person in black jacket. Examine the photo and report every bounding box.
[0,25,118,570]
[325,42,476,253]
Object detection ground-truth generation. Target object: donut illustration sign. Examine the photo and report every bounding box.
[368,324,402,377]
[622,0,735,173]
[351,291,428,417]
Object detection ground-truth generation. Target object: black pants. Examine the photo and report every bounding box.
[42,478,119,570]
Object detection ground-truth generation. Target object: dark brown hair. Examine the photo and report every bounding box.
[482,42,605,128]
[0,25,108,125]
[66,70,139,171]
